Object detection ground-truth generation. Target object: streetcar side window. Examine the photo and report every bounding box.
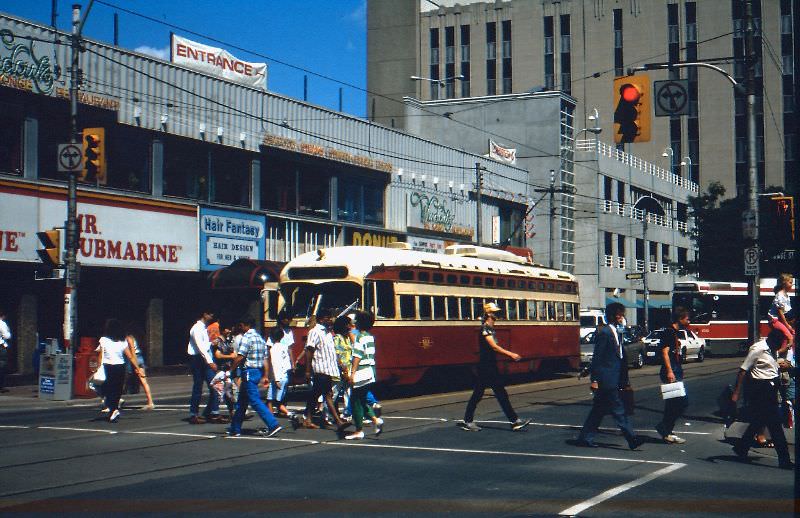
[537,301,547,320]
[375,281,395,318]
[399,295,416,319]
[507,299,518,319]
[460,275,470,285]
[518,300,528,320]
[485,277,495,287]
[527,300,537,319]
[497,278,506,288]
[399,270,414,281]
[418,272,430,282]
[433,296,446,320]
[447,296,460,320]
[565,302,574,321]
[432,273,444,283]
[460,297,472,320]
[547,301,556,320]
[473,298,483,318]
[419,296,432,319]
[447,274,457,284]
[528,281,535,290]
[472,277,483,286]
[556,302,565,320]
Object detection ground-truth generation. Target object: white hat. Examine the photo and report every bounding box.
[483,302,502,314]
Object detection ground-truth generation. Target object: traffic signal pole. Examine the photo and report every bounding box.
[64,4,81,350]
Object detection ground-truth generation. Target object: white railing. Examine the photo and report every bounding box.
[649,261,659,273]
[661,264,671,274]
[676,221,688,232]
[576,139,699,193]
[617,256,626,269]
[603,254,614,267]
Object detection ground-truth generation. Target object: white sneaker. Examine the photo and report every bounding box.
[109,409,120,422]
[663,434,686,444]
[100,407,110,413]
[345,431,365,440]
[374,418,384,436]
[458,421,481,432]
[118,398,125,409]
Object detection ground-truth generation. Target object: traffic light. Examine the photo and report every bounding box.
[761,196,795,254]
[81,127,106,184]
[36,228,63,268]
[613,75,651,144]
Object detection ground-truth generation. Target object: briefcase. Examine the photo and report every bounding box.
[660,381,686,400]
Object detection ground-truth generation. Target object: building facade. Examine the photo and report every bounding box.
[0,13,528,374]
[367,0,798,198]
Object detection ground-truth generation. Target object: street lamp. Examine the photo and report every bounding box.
[410,74,465,88]
[680,156,692,180]
[661,147,674,176]
[632,195,666,333]
[576,107,602,138]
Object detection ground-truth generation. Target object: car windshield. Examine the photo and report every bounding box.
[580,316,598,327]
[645,330,664,341]
[279,281,361,318]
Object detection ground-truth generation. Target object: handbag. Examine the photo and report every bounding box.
[352,367,374,387]
[660,381,686,400]
[90,364,106,385]
[620,386,635,415]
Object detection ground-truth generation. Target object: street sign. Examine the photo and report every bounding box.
[654,80,690,116]
[625,273,644,280]
[742,210,757,240]
[57,143,83,173]
[744,246,759,276]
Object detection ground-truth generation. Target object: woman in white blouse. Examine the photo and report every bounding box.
[97,319,140,422]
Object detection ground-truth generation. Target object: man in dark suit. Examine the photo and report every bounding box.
[576,302,643,450]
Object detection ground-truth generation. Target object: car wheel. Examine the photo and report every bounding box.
[697,346,704,363]
[681,347,688,364]
[633,351,644,369]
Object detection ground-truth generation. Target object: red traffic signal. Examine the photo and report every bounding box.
[613,75,651,144]
[620,84,641,103]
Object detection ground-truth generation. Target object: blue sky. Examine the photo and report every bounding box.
[3,0,368,116]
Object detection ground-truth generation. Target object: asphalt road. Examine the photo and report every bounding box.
[0,357,796,516]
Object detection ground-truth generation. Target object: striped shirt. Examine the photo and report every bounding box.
[352,331,376,387]
[306,324,339,377]
[237,328,269,369]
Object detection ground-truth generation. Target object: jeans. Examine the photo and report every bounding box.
[657,395,688,436]
[579,388,637,444]
[103,363,126,412]
[188,355,219,417]
[267,371,290,402]
[464,366,518,423]
[230,368,279,433]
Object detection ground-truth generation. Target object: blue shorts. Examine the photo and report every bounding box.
[266,371,290,402]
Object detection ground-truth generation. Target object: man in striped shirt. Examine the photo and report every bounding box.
[301,308,350,431]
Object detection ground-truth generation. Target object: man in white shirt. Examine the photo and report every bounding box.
[730,329,793,469]
[187,310,221,424]
[0,308,10,393]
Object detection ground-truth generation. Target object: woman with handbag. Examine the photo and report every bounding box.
[345,311,383,440]
[97,319,141,422]
[655,307,690,444]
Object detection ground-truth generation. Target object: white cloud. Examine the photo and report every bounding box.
[134,45,170,61]
[344,0,366,25]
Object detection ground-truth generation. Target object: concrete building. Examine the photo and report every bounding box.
[0,12,528,375]
[367,0,798,198]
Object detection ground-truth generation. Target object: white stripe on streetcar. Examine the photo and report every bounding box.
[558,463,686,516]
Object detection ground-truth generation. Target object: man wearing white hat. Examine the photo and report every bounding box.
[459,302,531,432]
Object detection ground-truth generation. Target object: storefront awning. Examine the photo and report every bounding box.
[208,259,285,289]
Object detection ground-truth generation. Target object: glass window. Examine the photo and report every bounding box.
[460,275,470,285]
[399,270,414,281]
[0,102,23,175]
[210,146,250,206]
[473,298,483,318]
[298,168,330,219]
[472,277,483,286]
[433,296,446,320]
[447,296,459,319]
[447,274,457,284]
[556,302,565,320]
[537,301,547,320]
[400,295,415,319]
[485,277,495,287]
[164,135,209,200]
[107,125,151,193]
[527,301,537,319]
[418,271,430,282]
[262,154,297,213]
[518,300,528,319]
[460,298,472,320]
[507,300,518,319]
[375,281,395,318]
[432,273,444,283]
[497,279,506,288]
[338,177,385,225]
[547,301,556,320]
[419,296,432,319]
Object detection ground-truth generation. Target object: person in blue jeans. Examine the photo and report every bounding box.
[187,311,221,424]
[655,307,689,444]
[227,317,282,438]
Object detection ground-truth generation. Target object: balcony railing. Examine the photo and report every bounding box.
[602,200,690,231]
[576,139,699,193]
[604,254,614,267]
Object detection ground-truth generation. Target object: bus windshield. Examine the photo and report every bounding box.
[280,281,361,318]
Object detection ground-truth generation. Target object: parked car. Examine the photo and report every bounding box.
[643,328,706,364]
[579,309,607,340]
[580,326,647,369]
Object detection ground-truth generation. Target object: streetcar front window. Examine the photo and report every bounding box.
[672,292,713,324]
[280,281,361,318]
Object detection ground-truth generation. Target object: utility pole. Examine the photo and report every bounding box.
[642,217,650,332]
[475,162,483,245]
[744,0,760,345]
[532,169,573,269]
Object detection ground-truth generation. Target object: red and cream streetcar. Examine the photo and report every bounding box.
[267,243,580,386]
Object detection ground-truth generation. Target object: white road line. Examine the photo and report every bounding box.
[226,436,319,444]
[125,431,216,439]
[558,463,686,516]
[329,441,676,465]
[38,426,117,434]
[0,425,29,429]
[477,420,711,435]
[382,416,448,422]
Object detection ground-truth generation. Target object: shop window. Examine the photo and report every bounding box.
[447,296,459,319]
[0,102,23,175]
[299,168,330,219]
[460,298,472,320]
[163,135,210,200]
[419,296,432,319]
[433,296,446,320]
[210,146,251,206]
[262,155,297,213]
[399,295,416,319]
[106,125,151,193]
[527,300,537,319]
[363,181,384,225]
